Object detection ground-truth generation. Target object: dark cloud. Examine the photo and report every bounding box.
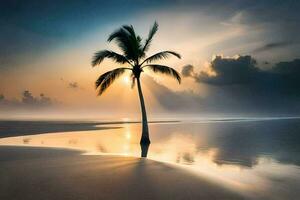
[22,90,38,105]
[0,90,55,110]
[181,64,194,77]
[185,56,300,92]
[141,55,300,114]
[252,42,293,53]
[68,82,79,89]
[60,78,82,90]
[181,56,300,114]
[21,90,53,107]
[273,58,300,74]
[198,55,259,85]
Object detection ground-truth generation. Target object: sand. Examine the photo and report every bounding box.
[0,146,245,200]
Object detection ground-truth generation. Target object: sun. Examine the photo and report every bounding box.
[123,76,130,84]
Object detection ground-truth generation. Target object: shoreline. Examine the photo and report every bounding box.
[0,120,180,138]
[0,145,245,200]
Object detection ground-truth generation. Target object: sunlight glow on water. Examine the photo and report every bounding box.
[0,119,300,199]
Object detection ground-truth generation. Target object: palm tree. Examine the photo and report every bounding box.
[91,22,181,145]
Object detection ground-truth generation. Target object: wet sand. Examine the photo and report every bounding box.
[0,146,244,200]
[0,120,179,138]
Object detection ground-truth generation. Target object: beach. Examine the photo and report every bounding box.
[1,119,300,200]
[0,146,243,200]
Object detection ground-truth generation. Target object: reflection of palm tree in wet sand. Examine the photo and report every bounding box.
[91,22,181,157]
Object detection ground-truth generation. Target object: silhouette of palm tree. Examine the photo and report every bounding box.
[92,22,181,145]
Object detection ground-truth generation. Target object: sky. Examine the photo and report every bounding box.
[0,0,300,119]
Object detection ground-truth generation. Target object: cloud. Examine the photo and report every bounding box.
[21,90,52,106]
[143,76,202,112]
[68,82,79,89]
[182,56,300,114]
[273,58,300,74]
[181,64,194,77]
[252,42,293,53]
[141,56,300,114]
[185,55,300,92]
[0,90,55,110]
[60,78,82,90]
[186,55,259,85]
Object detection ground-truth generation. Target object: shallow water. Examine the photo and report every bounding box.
[0,118,300,199]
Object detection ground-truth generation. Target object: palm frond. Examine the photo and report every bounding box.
[107,26,129,43]
[122,25,136,39]
[123,25,144,60]
[95,68,128,95]
[95,71,112,88]
[141,51,181,65]
[107,25,143,62]
[107,27,135,60]
[142,22,158,53]
[92,50,132,67]
[145,64,181,83]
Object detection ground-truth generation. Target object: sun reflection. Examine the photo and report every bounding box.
[121,117,130,122]
[125,132,131,140]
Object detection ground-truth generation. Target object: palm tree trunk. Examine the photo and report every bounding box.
[136,78,150,144]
